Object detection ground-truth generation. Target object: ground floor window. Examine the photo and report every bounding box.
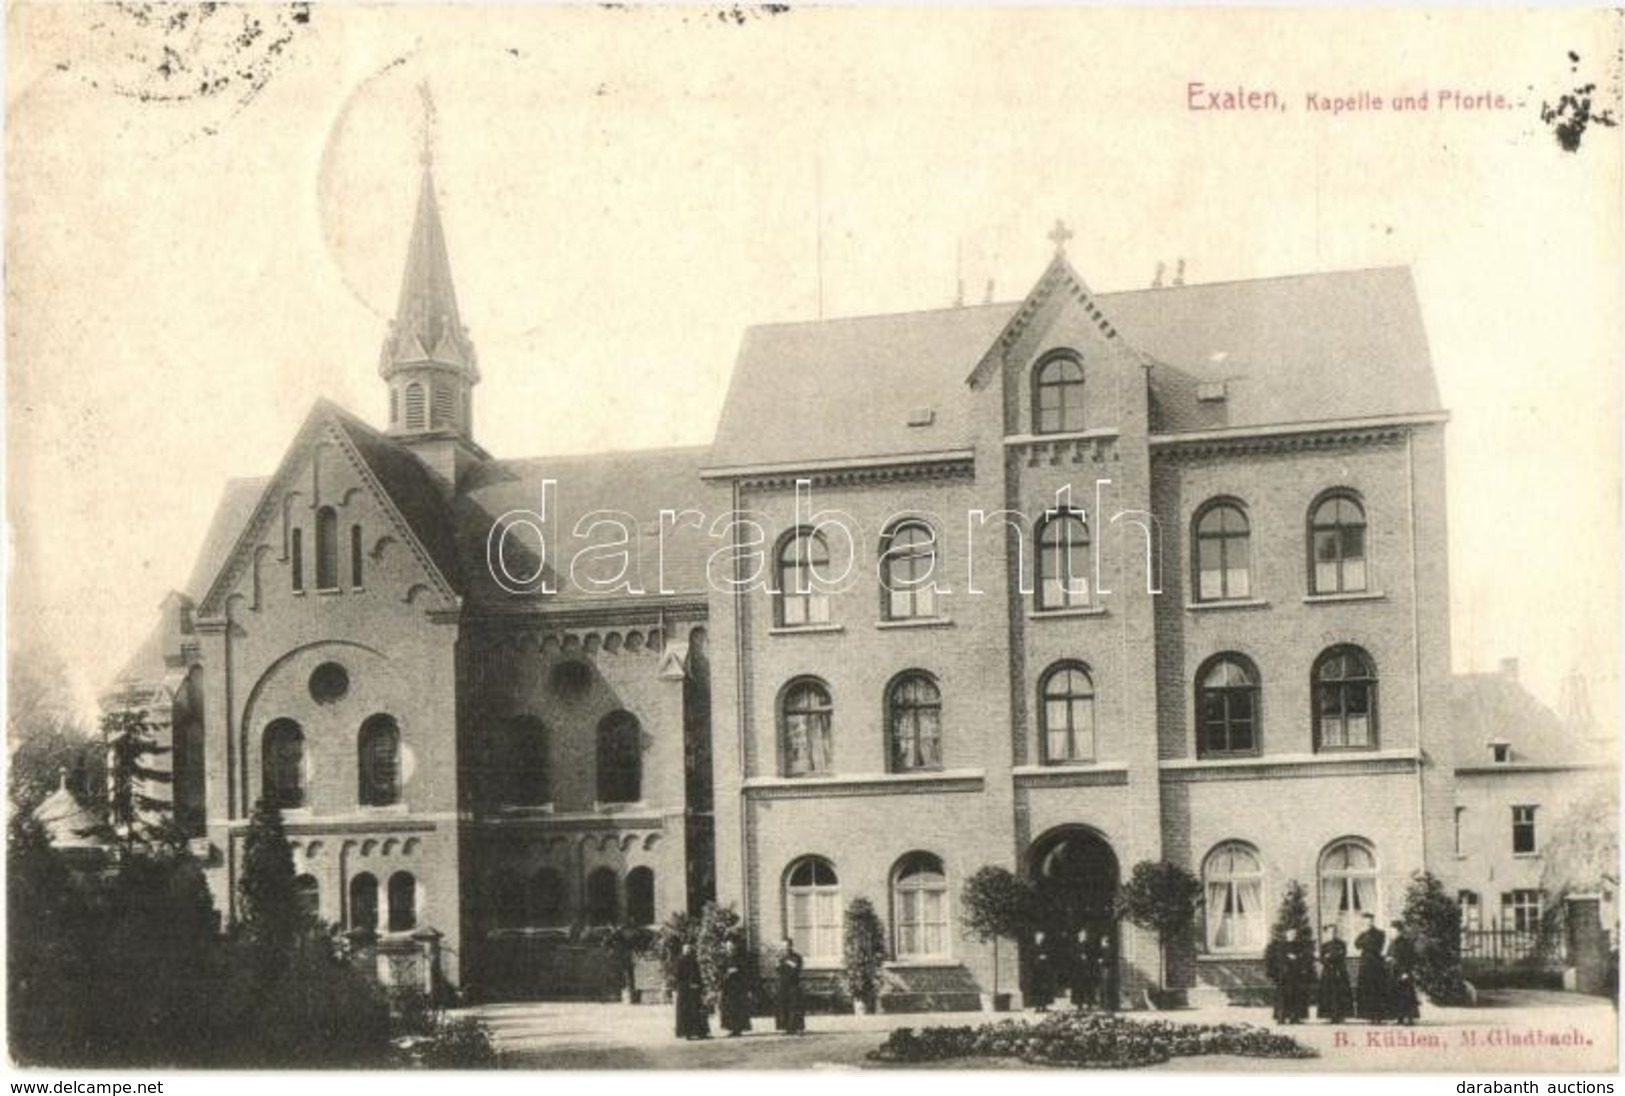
[1458,890,1481,933]
[1203,842,1265,952]
[785,857,841,962]
[1501,889,1541,934]
[892,852,949,959]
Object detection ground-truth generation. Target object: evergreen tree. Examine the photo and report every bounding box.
[1401,870,1470,1004]
[96,709,172,856]
[842,897,888,1010]
[1270,879,1316,943]
[237,797,306,968]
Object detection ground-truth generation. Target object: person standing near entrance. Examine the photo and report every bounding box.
[1029,931,1055,1011]
[1266,927,1313,1023]
[774,937,806,1035]
[1353,913,1389,1024]
[1096,933,1119,1012]
[1317,924,1353,1023]
[719,936,753,1037]
[1386,921,1421,1026]
[673,942,710,1040]
[1070,927,1099,1009]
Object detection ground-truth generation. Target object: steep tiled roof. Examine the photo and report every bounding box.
[709,266,1441,470]
[1449,671,1599,768]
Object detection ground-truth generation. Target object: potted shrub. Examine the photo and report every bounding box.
[842,897,887,1014]
[1116,859,1201,1009]
[600,923,657,1003]
[959,865,1036,1011]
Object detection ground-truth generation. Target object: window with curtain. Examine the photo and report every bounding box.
[1458,890,1481,932]
[785,857,841,962]
[1194,500,1252,601]
[626,867,656,926]
[1197,654,1260,757]
[888,672,943,772]
[777,529,832,627]
[315,506,339,590]
[263,719,305,809]
[596,711,642,803]
[1036,512,1091,610]
[1310,492,1368,594]
[357,714,401,806]
[387,871,417,932]
[1040,662,1096,763]
[782,678,833,777]
[1314,646,1378,750]
[1033,354,1085,434]
[1318,839,1380,942]
[349,872,379,932]
[586,868,619,925]
[881,521,939,620]
[892,853,949,959]
[1203,842,1265,952]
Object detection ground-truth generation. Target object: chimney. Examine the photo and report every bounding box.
[982,278,995,305]
[1172,258,1186,287]
[1152,261,1165,289]
[1499,657,1519,681]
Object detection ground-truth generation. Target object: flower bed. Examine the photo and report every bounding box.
[870,1012,1318,1068]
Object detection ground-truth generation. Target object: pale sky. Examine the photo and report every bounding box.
[6,6,1621,728]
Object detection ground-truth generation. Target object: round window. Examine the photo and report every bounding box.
[309,662,350,704]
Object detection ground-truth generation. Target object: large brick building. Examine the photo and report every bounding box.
[105,163,1460,1005]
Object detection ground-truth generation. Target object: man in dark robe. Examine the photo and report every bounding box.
[1096,933,1119,1012]
[1353,913,1389,1023]
[1317,924,1354,1023]
[1029,931,1055,1011]
[674,943,710,1040]
[719,937,753,1036]
[1386,921,1421,1025]
[1266,928,1314,1023]
[774,937,806,1034]
[1069,927,1099,1009]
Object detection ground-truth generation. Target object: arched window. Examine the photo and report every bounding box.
[781,678,833,777]
[1036,511,1091,610]
[1197,654,1260,758]
[404,382,426,430]
[596,711,642,804]
[888,672,942,772]
[892,852,949,959]
[1314,646,1378,750]
[785,857,841,962]
[315,506,339,590]
[498,716,549,805]
[776,529,831,627]
[586,867,619,926]
[349,872,379,933]
[881,521,938,620]
[350,525,364,588]
[626,867,656,926]
[1318,839,1380,942]
[290,528,304,593]
[1203,843,1265,952]
[1033,354,1085,434]
[387,871,417,932]
[1194,500,1251,602]
[263,719,305,809]
[1309,492,1368,594]
[358,715,401,807]
[1040,662,1096,763]
[528,868,566,926]
[294,874,320,923]
[487,870,525,930]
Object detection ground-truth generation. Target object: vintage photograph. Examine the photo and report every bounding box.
[5,3,1620,1075]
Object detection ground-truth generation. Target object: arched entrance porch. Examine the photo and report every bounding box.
[1023,825,1121,1007]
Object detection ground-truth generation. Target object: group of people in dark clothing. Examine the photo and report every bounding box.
[673,936,807,1040]
[1026,925,1121,1011]
[1266,914,1422,1026]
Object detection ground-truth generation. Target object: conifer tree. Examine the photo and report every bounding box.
[237,797,305,968]
[1270,879,1315,944]
[96,709,172,856]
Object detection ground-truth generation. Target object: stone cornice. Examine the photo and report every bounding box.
[743,768,985,799]
[1149,413,1447,459]
[1012,763,1130,789]
[1159,748,1420,783]
[702,451,975,490]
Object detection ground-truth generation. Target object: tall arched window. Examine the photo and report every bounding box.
[1203,842,1265,952]
[350,525,364,587]
[782,678,833,777]
[290,528,304,593]
[1033,354,1085,434]
[404,382,426,430]
[500,716,549,805]
[626,867,656,926]
[349,872,379,932]
[263,719,305,809]
[892,852,949,959]
[586,867,619,926]
[358,714,401,806]
[528,868,566,926]
[596,711,642,804]
[785,857,841,962]
[1194,500,1252,601]
[1309,492,1368,594]
[1040,662,1096,763]
[1318,839,1380,942]
[294,874,320,922]
[1036,512,1091,610]
[881,521,938,620]
[888,672,942,772]
[1196,654,1260,758]
[776,529,831,627]
[387,871,417,932]
[315,506,339,590]
[1314,646,1378,750]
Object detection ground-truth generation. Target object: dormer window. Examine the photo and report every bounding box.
[1033,353,1085,434]
[1489,741,1511,764]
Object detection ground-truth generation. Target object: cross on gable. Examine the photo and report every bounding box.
[1047,219,1074,254]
